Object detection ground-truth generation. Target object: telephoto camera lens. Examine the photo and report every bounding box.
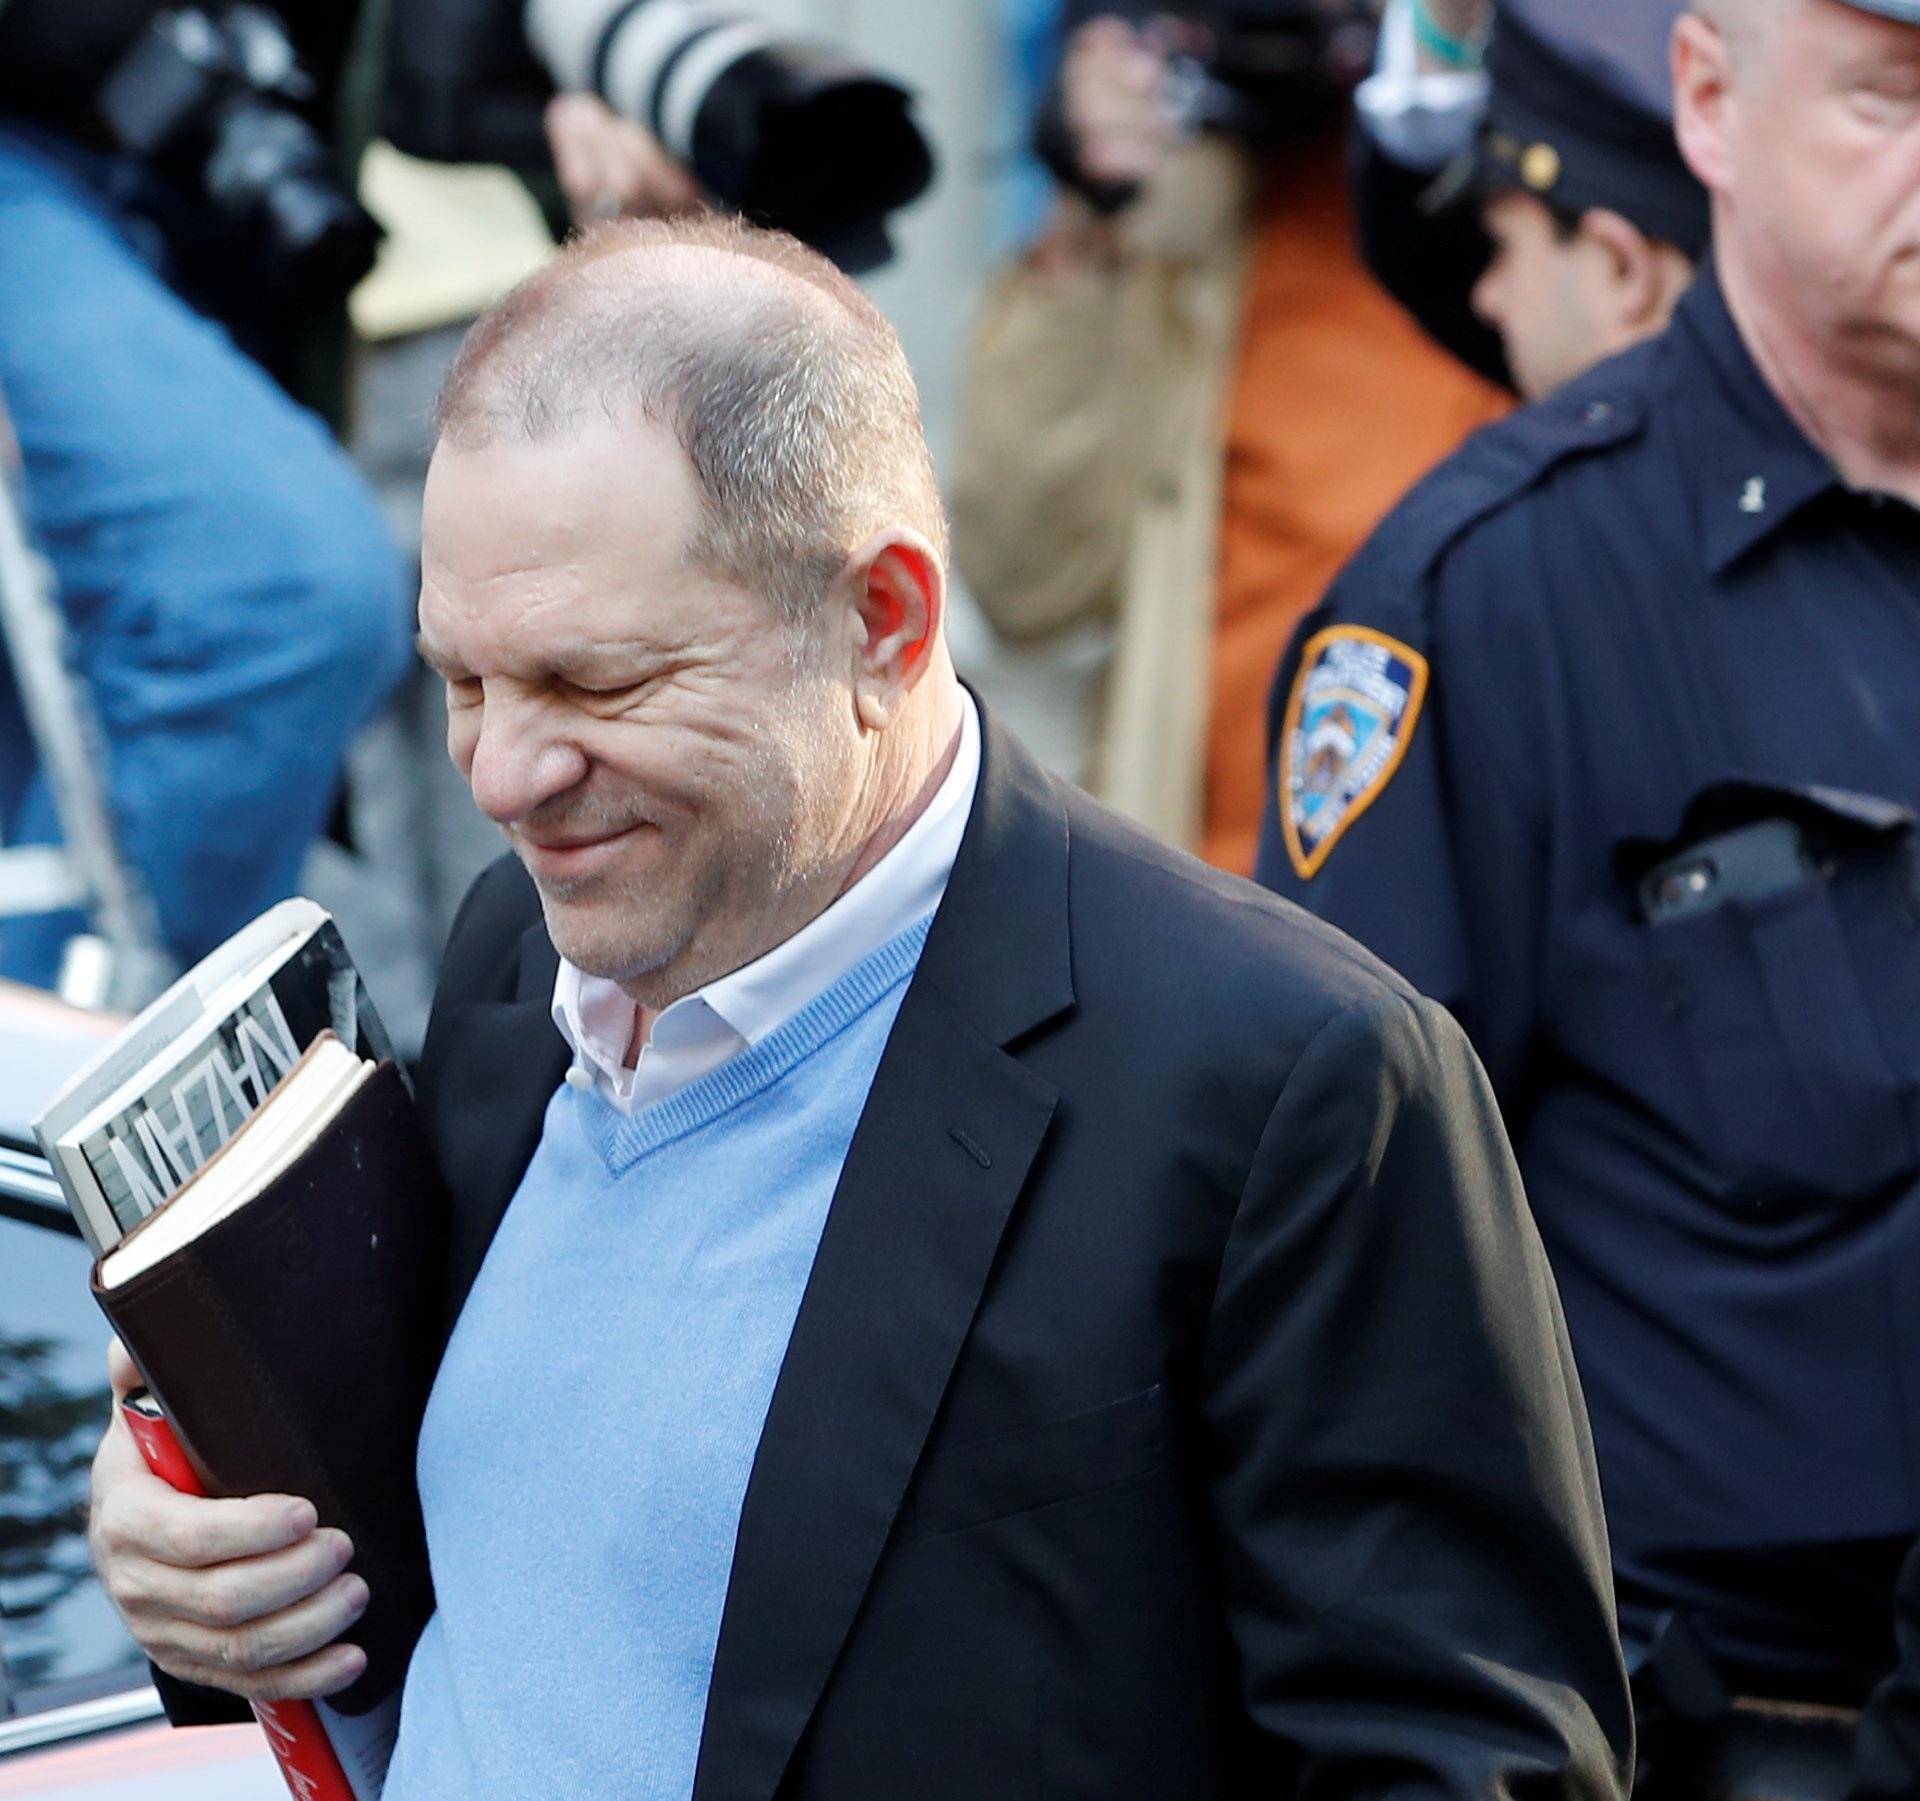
[528,0,934,272]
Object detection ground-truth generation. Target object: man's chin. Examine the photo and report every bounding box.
[529,879,679,987]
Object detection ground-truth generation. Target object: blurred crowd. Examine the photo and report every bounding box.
[6,0,1920,1794]
[953,0,1705,866]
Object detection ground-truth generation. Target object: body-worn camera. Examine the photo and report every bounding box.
[97,6,380,303]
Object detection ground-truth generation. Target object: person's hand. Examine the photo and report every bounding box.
[542,93,705,229]
[88,1338,368,1702]
[1061,17,1177,190]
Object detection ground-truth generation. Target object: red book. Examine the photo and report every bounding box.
[123,1392,393,1801]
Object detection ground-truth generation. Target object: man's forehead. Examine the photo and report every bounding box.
[424,422,697,561]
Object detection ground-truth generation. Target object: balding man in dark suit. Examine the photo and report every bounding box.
[90,214,1632,1801]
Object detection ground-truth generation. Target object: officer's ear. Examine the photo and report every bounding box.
[1672,13,1738,198]
[1577,208,1692,338]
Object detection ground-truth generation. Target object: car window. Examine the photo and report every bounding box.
[0,1208,145,1720]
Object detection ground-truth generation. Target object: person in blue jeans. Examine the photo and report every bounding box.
[0,121,413,989]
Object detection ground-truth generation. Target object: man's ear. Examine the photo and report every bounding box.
[1579,208,1675,335]
[841,528,945,732]
[1672,13,1737,196]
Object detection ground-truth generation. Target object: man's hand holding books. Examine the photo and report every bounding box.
[43,901,446,1796]
[32,895,440,1788]
[90,1336,371,1702]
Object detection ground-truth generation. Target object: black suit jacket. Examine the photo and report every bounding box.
[169,710,1633,1797]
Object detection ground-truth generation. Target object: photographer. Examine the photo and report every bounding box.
[383,0,934,272]
[0,0,413,990]
[950,0,1508,871]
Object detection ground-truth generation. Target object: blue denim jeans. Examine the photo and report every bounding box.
[0,122,413,987]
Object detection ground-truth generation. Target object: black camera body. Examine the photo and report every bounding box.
[1162,1,1379,144]
[97,6,380,304]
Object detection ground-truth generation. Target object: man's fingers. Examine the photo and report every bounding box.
[610,137,700,213]
[89,1402,356,1694]
[106,1336,140,1401]
[544,90,703,223]
[543,94,608,211]
[93,1456,323,1572]
[549,132,604,215]
[159,1639,370,1705]
[1064,15,1172,187]
[1071,16,1139,57]
[564,140,630,222]
[1079,128,1167,185]
[150,1572,370,1681]
[148,1493,324,1570]
[116,1529,355,1631]
[1066,23,1162,100]
[91,1399,323,1577]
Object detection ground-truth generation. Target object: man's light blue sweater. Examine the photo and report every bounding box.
[383,915,932,1800]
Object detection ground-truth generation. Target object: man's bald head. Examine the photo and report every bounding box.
[435,215,946,621]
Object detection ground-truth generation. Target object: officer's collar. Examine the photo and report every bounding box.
[1674,261,1846,578]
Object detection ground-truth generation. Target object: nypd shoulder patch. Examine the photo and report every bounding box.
[1279,625,1430,881]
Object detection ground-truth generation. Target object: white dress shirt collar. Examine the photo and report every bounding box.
[552,693,981,1114]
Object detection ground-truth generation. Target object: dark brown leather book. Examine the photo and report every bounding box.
[91,1052,445,1715]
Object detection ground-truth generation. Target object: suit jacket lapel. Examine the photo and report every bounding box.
[694,712,1075,1801]
[433,918,568,1341]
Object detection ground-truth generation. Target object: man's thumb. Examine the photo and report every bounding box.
[106,1336,141,1401]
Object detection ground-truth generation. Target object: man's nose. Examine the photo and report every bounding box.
[464,692,590,826]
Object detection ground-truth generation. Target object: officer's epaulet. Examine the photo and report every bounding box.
[1333,372,1649,619]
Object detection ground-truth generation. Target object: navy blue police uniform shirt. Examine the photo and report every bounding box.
[1255,263,1920,1701]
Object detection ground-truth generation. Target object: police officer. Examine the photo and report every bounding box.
[1355,0,1707,395]
[1256,0,1920,1793]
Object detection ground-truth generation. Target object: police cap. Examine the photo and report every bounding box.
[1468,2,1710,259]
[1839,0,1920,19]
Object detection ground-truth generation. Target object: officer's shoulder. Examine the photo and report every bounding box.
[1327,337,1665,630]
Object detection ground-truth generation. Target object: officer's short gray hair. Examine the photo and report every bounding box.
[1690,0,1790,63]
[434,215,947,623]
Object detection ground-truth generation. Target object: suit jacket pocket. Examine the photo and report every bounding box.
[903,1383,1168,1538]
